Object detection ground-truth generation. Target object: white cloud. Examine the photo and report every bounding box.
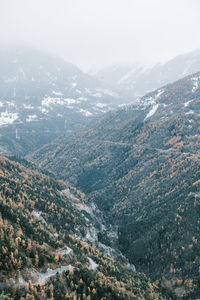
[0,0,200,69]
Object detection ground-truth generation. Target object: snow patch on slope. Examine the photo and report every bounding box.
[141,89,164,108]
[42,97,77,108]
[0,112,18,126]
[96,102,107,108]
[184,100,193,107]
[88,257,98,270]
[118,65,149,84]
[23,104,34,110]
[52,91,63,96]
[144,104,159,120]
[26,115,38,122]
[79,109,93,117]
[191,76,200,93]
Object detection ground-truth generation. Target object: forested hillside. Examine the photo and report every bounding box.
[31,72,200,298]
[0,156,171,299]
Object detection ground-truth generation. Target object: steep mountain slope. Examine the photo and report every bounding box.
[0,46,123,156]
[31,72,200,298]
[0,156,170,300]
[94,49,200,100]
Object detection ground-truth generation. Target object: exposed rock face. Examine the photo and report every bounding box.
[0,155,169,299]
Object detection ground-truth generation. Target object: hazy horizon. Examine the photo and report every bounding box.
[1,0,200,70]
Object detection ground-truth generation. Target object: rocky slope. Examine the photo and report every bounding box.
[0,155,171,299]
[31,72,200,298]
[93,49,200,100]
[0,46,124,156]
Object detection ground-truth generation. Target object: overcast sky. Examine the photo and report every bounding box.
[1,0,200,70]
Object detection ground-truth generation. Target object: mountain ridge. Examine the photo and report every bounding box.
[93,49,200,100]
[0,46,124,156]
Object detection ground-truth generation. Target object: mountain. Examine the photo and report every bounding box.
[0,155,170,299]
[0,46,124,156]
[31,72,200,298]
[93,49,200,100]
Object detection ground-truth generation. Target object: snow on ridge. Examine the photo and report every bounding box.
[52,90,64,96]
[185,110,194,115]
[0,111,18,126]
[144,104,159,120]
[118,65,147,84]
[23,104,34,110]
[79,109,93,117]
[191,76,200,93]
[156,89,165,99]
[184,100,193,107]
[42,97,62,107]
[42,97,77,108]
[26,115,38,122]
[6,101,15,107]
[77,96,87,101]
[96,102,107,108]
[38,106,49,114]
[118,68,137,84]
[141,89,164,108]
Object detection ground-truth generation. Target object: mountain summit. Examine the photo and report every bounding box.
[94,49,200,100]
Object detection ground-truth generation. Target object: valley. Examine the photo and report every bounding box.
[0,47,200,299]
[31,72,200,298]
[0,155,170,299]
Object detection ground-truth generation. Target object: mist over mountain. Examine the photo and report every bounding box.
[0,46,123,156]
[1,0,200,298]
[2,47,200,158]
[93,49,200,100]
[0,43,200,299]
